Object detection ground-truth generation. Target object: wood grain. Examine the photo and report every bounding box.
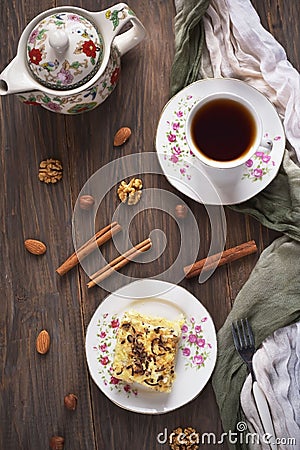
[0,1,299,449]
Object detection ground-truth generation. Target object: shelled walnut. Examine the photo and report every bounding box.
[117,178,142,205]
[38,158,63,184]
[169,427,199,450]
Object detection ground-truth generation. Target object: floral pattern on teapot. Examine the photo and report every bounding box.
[27,13,104,91]
[18,46,121,114]
[0,3,145,114]
[105,6,135,30]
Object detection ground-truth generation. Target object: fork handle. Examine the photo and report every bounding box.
[252,381,278,450]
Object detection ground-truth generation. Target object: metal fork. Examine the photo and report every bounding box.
[232,318,277,450]
[232,318,257,379]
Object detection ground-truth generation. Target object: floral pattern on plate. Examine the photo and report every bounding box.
[162,95,197,180]
[162,96,282,184]
[157,79,286,202]
[180,316,212,370]
[85,280,217,413]
[93,313,138,397]
[242,133,282,182]
[92,310,214,396]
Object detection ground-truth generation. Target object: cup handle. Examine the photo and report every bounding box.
[260,137,273,152]
[101,3,146,56]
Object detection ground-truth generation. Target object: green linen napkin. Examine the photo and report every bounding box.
[170,0,210,97]
[231,149,300,242]
[170,1,300,448]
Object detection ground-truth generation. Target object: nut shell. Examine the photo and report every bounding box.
[36,330,51,355]
[49,436,64,450]
[64,393,78,411]
[79,195,95,210]
[24,239,47,255]
[113,127,132,146]
[175,204,188,219]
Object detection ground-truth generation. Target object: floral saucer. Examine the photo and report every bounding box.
[156,78,285,205]
[85,279,217,414]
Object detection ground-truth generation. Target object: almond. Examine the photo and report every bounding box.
[24,238,47,255]
[36,329,51,354]
[113,127,132,146]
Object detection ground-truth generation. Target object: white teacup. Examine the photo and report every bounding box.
[186,92,272,183]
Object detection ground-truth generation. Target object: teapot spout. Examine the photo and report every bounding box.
[0,56,38,95]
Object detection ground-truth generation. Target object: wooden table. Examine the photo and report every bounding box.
[0,1,298,449]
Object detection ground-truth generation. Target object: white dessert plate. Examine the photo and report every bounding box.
[156,78,285,205]
[85,279,217,414]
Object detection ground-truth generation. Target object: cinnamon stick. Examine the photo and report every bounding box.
[87,238,152,288]
[184,240,257,279]
[56,222,122,276]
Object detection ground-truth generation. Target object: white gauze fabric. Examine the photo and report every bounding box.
[240,322,300,450]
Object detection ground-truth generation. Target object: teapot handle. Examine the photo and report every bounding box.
[101,3,146,56]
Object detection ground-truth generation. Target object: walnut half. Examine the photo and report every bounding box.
[117,178,142,205]
[169,427,199,450]
[38,158,63,184]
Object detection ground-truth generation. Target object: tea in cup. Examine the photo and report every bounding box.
[186,92,272,182]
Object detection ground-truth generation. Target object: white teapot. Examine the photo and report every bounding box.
[0,3,145,114]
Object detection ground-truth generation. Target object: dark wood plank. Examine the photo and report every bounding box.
[0,1,299,449]
[0,1,96,449]
[252,0,300,72]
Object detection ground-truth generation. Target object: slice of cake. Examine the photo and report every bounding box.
[112,310,183,393]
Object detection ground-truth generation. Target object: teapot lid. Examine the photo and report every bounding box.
[26,12,104,90]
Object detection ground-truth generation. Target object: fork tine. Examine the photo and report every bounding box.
[236,320,245,348]
[231,322,241,349]
[232,321,244,349]
[232,319,256,379]
[245,318,255,348]
[241,318,248,348]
